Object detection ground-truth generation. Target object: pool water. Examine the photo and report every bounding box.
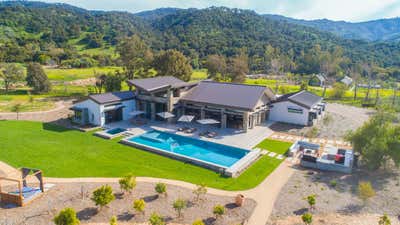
[106,128,126,135]
[127,130,249,167]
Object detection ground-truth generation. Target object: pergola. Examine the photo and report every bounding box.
[0,167,44,207]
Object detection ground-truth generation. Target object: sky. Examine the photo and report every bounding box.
[37,0,400,22]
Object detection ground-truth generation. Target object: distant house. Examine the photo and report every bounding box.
[340,76,353,86]
[269,90,325,126]
[309,74,326,87]
[357,83,382,89]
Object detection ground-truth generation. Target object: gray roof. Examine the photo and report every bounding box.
[316,74,326,82]
[340,76,353,85]
[274,90,322,109]
[180,81,275,111]
[127,76,188,92]
[89,91,135,104]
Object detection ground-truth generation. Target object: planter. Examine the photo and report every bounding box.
[235,194,245,207]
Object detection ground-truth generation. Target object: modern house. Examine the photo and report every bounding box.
[309,73,326,87]
[71,76,324,130]
[269,90,325,126]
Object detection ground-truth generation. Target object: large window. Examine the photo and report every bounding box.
[288,107,303,114]
[74,110,82,121]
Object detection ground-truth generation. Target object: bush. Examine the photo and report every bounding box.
[193,183,207,202]
[213,204,225,219]
[173,198,187,217]
[133,199,146,214]
[91,185,115,210]
[305,194,316,210]
[331,82,347,99]
[301,212,313,225]
[119,173,136,194]
[379,214,391,225]
[155,183,167,196]
[192,219,205,225]
[109,216,117,225]
[149,212,165,225]
[53,208,80,225]
[305,127,319,138]
[329,179,337,188]
[358,181,376,202]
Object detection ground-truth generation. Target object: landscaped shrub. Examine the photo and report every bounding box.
[301,212,313,225]
[149,212,165,225]
[173,198,187,218]
[192,219,205,225]
[379,214,391,225]
[213,204,225,219]
[358,181,376,203]
[91,185,115,210]
[155,183,167,197]
[109,216,117,225]
[193,183,207,202]
[53,208,80,225]
[305,194,316,210]
[119,173,136,194]
[329,179,337,188]
[133,199,146,214]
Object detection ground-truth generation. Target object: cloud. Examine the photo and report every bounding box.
[38,0,400,22]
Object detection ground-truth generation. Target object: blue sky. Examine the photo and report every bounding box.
[38,0,400,22]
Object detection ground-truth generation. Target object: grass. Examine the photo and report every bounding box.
[0,121,286,191]
[256,139,293,155]
[45,67,122,81]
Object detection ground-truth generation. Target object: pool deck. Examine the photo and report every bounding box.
[105,120,275,149]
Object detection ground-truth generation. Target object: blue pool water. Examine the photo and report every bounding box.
[106,128,126,135]
[127,130,249,167]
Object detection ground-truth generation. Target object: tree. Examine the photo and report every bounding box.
[212,204,225,219]
[0,63,24,92]
[192,219,205,225]
[193,183,207,202]
[94,73,107,94]
[301,212,313,225]
[149,212,165,225]
[358,181,376,203]
[362,63,373,102]
[109,216,117,225]
[119,173,136,195]
[91,185,115,211]
[11,104,22,120]
[153,50,193,82]
[270,58,283,92]
[204,54,227,81]
[155,183,167,197]
[133,199,146,215]
[378,214,391,225]
[26,63,51,93]
[305,194,316,211]
[228,52,249,83]
[53,208,80,225]
[300,80,309,91]
[350,65,362,100]
[173,199,187,218]
[104,72,122,92]
[116,35,153,87]
[331,82,347,99]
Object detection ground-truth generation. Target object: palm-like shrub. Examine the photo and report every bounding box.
[358,181,376,203]
[301,213,313,225]
[213,204,225,219]
[149,212,165,225]
[378,214,391,225]
[109,216,117,225]
[173,198,187,218]
[155,183,167,197]
[119,173,136,194]
[53,208,80,225]
[305,194,316,210]
[133,199,146,214]
[192,219,205,225]
[91,185,115,211]
[193,183,207,202]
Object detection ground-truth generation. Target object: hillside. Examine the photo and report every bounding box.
[1,1,400,75]
[265,14,400,42]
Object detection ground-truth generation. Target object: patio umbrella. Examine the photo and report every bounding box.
[129,110,145,117]
[157,112,175,119]
[196,118,220,125]
[177,115,195,123]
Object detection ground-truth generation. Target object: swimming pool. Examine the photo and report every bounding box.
[121,130,261,176]
[106,128,126,135]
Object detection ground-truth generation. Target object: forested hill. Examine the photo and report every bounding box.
[1,1,400,74]
[264,14,400,42]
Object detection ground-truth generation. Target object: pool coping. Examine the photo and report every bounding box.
[94,128,127,139]
[120,129,261,177]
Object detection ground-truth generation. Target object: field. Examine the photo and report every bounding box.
[0,120,288,191]
[45,66,122,81]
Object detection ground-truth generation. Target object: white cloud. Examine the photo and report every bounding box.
[38,0,400,22]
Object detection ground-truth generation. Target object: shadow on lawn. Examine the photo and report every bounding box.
[42,122,72,132]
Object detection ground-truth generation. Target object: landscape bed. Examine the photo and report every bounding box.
[121,130,261,177]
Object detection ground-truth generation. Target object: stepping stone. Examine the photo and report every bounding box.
[254,147,261,151]
[268,152,277,157]
[276,154,284,160]
[261,150,269,155]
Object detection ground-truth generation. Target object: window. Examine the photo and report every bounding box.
[288,107,303,114]
[74,111,82,121]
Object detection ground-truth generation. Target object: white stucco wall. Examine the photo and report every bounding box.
[74,99,102,126]
[121,99,136,121]
[269,101,309,126]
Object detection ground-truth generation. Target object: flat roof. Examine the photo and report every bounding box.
[127,76,189,92]
[89,91,135,104]
[180,81,275,111]
[274,90,323,109]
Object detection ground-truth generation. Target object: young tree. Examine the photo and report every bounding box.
[270,58,283,92]
[362,63,373,102]
[119,173,136,195]
[378,214,391,225]
[193,183,207,202]
[26,63,51,93]
[91,185,115,211]
[301,212,313,225]
[204,54,227,81]
[153,50,193,82]
[11,103,22,120]
[94,73,107,94]
[192,219,205,225]
[212,204,225,219]
[109,216,118,225]
[0,63,24,92]
[228,52,249,83]
[300,80,309,91]
[104,72,122,92]
[173,199,187,218]
[358,181,376,203]
[116,35,153,86]
[155,183,167,197]
[305,194,316,211]
[350,65,362,100]
[331,82,347,99]
[149,212,165,225]
[53,208,80,225]
[133,199,146,215]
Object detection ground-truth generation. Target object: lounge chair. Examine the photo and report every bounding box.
[184,127,197,134]
[178,127,189,132]
[207,131,218,138]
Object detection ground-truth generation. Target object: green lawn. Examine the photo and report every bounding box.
[45,67,122,81]
[256,139,293,155]
[0,121,285,191]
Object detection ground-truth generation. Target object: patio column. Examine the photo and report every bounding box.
[150,102,156,121]
[243,112,249,132]
[200,106,205,119]
[166,89,173,112]
[221,109,227,129]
